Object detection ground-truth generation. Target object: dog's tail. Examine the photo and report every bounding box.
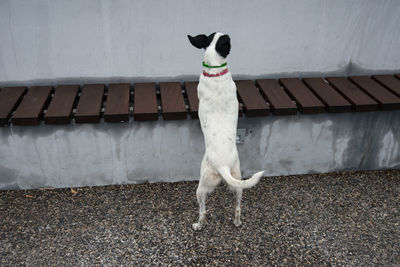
[218,166,264,189]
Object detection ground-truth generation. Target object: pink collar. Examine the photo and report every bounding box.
[203,68,229,77]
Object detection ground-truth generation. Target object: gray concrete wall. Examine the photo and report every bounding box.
[1,0,399,190]
[1,0,400,86]
[1,111,399,190]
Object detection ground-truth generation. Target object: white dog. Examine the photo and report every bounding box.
[188,32,264,230]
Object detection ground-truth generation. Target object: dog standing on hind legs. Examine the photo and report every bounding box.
[188,32,264,230]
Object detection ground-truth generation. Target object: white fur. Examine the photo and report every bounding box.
[192,33,264,231]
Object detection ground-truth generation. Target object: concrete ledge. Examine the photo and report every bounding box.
[1,111,399,190]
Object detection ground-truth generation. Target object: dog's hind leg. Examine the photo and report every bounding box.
[192,185,208,231]
[231,161,243,227]
[193,157,221,230]
[233,187,243,227]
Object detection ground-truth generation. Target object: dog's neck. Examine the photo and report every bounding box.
[203,68,228,77]
[202,61,228,76]
[203,61,227,68]
[203,46,228,75]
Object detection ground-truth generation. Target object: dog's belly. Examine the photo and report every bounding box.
[199,109,239,168]
[205,144,238,169]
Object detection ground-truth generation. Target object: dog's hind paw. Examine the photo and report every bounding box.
[234,219,242,227]
[192,222,203,231]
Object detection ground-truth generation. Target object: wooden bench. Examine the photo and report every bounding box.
[1,74,399,126]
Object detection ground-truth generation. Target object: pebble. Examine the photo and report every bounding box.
[0,170,399,265]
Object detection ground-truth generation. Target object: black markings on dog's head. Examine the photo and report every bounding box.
[188,32,216,49]
[215,34,231,58]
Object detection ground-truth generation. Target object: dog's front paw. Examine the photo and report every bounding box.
[234,219,242,227]
[192,222,203,231]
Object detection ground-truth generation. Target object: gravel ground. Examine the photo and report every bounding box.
[0,170,399,266]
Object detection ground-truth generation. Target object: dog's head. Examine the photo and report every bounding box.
[188,32,231,65]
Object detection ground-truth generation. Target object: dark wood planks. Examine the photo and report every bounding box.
[184,81,199,119]
[303,78,352,112]
[104,84,130,122]
[235,80,269,116]
[0,87,26,125]
[159,82,187,120]
[349,76,400,110]
[395,74,400,80]
[326,77,378,112]
[279,78,325,114]
[74,84,104,123]
[44,85,79,124]
[133,83,158,121]
[1,74,399,127]
[12,86,52,125]
[256,79,297,115]
[372,75,400,97]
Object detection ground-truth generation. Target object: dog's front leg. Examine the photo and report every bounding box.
[192,186,207,230]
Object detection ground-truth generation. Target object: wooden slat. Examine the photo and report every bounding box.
[372,75,400,97]
[303,78,352,113]
[11,86,52,125]
[133,83,158,121]
[104,84,130,122]
[349,76,400,110]
[184,81,199,119]
[0,87,26,125]
[256,79,297,115]
[159,82,187,120]
[326,77,378,112]
[395,74,400,80]
[74,84,104,123]
[235,80,269,116]
[44,85,79,124]
[279,78,325,114]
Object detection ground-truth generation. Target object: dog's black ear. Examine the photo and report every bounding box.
[188,34,208,49]
[188,33,216,49]
[215,34,231,58]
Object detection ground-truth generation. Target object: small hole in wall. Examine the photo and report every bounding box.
[249,130,253,134]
